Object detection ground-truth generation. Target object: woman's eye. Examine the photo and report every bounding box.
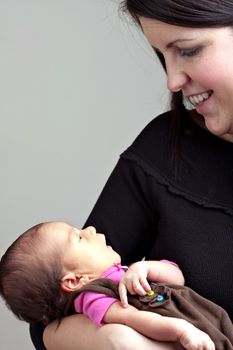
[179,47,201,57]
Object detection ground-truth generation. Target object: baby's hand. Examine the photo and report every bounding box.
[118,261,151,307]
[179,322,215,350]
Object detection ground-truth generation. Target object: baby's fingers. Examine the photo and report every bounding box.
[132,276,151,296]
[118,282,128,308]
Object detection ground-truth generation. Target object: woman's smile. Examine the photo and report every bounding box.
[189,91,213,115]
[187,91,212,107]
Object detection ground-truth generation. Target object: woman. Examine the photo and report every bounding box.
[30,1,233,349]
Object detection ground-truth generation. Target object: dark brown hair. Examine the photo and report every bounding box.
[0,224,74,325]
[121,0,233,28]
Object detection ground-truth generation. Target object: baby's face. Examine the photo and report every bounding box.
[41,222,121,279]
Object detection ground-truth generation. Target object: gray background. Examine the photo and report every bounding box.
[0,0,168,348]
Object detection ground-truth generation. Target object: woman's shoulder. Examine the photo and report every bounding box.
[120,109,233,214]
[120,110,175,173]
[131,110,173,148]
[121,109,233,164]
[123,111,173,154]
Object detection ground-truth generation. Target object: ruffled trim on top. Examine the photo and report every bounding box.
[121,150,233,217]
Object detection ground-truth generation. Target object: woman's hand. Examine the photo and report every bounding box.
[178,321,215,350]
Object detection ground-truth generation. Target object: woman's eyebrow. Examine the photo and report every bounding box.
[152,38,195,52]
[166,38,196,48]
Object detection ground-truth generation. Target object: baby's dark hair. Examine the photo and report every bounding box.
[0,223,74,325]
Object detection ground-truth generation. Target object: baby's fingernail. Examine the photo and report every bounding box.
[146,290,155,296]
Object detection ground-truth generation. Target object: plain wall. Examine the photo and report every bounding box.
[0,0,168,348]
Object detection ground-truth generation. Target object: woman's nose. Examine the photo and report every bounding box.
[166,65,190,92]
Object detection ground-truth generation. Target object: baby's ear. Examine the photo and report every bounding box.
[60,273,90,292]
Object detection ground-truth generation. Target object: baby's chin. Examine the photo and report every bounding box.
[115,256,121,264]
[112,251,121,264]
[105,244,122,265]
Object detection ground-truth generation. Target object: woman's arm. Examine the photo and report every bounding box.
[43,313,181,350]
[104,302,215,350]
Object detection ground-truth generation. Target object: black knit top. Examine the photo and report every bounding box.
[85,111,233,321]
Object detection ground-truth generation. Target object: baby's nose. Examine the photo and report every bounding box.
[85,226,96,236]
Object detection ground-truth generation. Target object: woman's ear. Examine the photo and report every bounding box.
[60,273,90,292]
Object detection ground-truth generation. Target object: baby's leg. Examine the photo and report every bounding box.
[44,314,182,350]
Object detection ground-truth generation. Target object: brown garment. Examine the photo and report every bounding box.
[77,278,233,350]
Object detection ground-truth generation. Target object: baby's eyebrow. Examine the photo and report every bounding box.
[72,227,82,240]
[67,227,76,242]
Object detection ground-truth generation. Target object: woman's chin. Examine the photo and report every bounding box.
[204,118,233,140]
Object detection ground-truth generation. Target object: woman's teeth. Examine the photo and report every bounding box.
[188,91,212,106]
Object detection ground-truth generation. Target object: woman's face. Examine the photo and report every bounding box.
[140,17,233,141]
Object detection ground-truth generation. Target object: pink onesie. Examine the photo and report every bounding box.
[74,263,126,325]
[74,261,177,326]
